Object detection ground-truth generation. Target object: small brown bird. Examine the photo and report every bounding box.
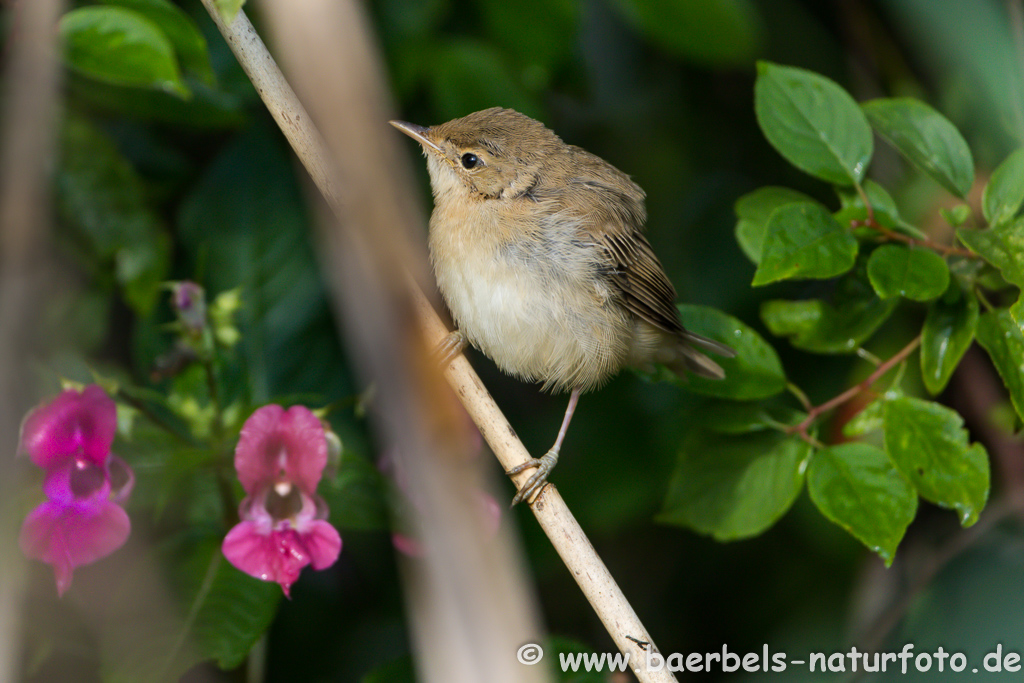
[391,107,734,505]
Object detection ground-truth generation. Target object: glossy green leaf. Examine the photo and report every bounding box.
[958,220,1024,288]
[921,277,979,394]
[103,0,214,84]
[754,62,872,185]
[674,304,787,399]
[659,429,811,540]
[752,202,858,285]
[1012,295,1024,329]
[839,387,905,436]
[701,400,776,434]
[214,0,244,24]
[834,179,905,232]
[983,147,1024,225]
[60,7,188,97]
[175,537,282,669]
[56,116,170,315]
[941,204,972,227]
[611,0,761,67]
[862,98,973,198]
[700,399,803,435]
[866,244,949,301]
[976,309,1024,423]
[807,443,917,566]
[883,397,989,527]
[734,186,815,264]
[761,269,898,353]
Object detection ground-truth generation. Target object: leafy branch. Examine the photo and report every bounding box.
[851,181,976,258]
[786,335,921,444]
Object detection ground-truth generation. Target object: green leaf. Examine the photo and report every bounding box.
[862,98,974,198]
[175,122,363,409]
[807,443,917,566]
[322,448,389,531]
[754,62,873,186]
[976,309,1024,423]
[1012,295,1024,329]
[834,179,905,232]
[56,116,170,315]
[67,75,245,128]
[842,393,897,437]
[983,147,1024,225]
[673,304,787,399]
[96,529,281,681]
[920,277,979,394]
[958,220,1024,289]
[60,6,188,97]
[883,397,989,527]
[752,202,858,285]
[734,186,815,264]
[610,0,761,67]
[866,244,950,301]
[761,269,898,353]
[174,536,282,669]
[941,204,972,227]
[699,399,799,434]
[214,0,245,24]
[103,0,214,84]
[658,429,810,540]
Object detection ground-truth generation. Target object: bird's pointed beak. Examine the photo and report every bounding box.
[389,120,443,154]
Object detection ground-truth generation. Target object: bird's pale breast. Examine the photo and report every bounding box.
[428,197,633,393]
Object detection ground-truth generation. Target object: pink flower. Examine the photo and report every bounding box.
[222,405,341,596]
[18,385,133,596]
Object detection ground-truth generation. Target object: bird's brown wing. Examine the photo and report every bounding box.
[565,161,735,376]
[596,229,685,335]
[563,157,685,335]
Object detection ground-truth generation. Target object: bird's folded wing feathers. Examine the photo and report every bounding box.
[597,231,686,335]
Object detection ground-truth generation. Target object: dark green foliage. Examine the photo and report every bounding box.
[26,2,1024,681]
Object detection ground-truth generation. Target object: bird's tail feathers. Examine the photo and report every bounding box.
[666,331,735,380]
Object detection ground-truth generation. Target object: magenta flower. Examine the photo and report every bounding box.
[18,385,133,596]
[222,405,341,596]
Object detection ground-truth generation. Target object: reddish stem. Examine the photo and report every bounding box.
[856,217,976,258]
[788,336,922,439]
[851,183,977,258]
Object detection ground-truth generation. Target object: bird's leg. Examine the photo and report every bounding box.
[508,388,580,506]
[432,330,467,369]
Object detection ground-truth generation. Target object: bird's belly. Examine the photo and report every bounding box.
[432,241,629,392]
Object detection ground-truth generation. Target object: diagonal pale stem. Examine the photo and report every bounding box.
[198,2,679,681]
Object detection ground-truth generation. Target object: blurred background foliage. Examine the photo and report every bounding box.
[12,0,1024,680]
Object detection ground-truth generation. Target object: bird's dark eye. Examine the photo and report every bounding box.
[460,153,480,169]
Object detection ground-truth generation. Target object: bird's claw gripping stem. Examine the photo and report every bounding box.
[508,449,559,506]
[433,330,467,369]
